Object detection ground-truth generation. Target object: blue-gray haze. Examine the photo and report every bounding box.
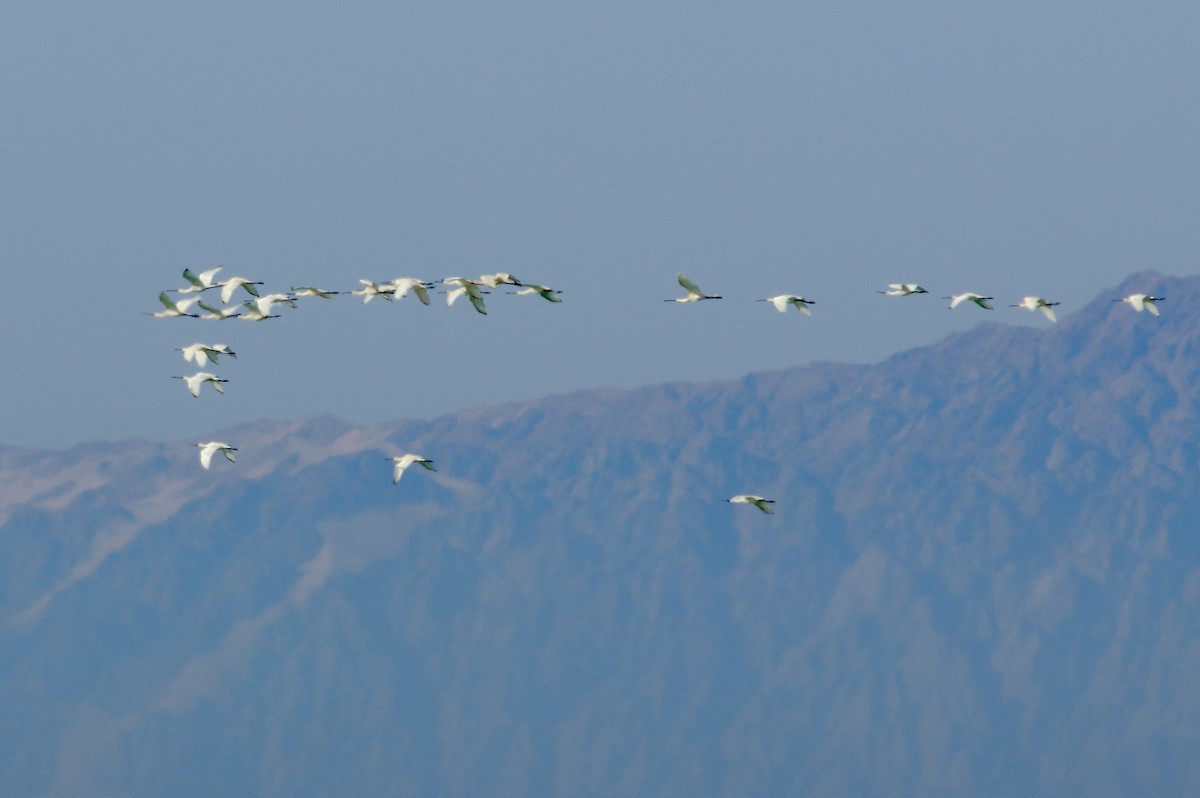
[3,0,1200,448]
[2,274,1200,796]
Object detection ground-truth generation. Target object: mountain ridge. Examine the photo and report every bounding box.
[3,270,1198,797]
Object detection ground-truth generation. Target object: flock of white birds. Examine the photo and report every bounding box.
[153,268,1166,514]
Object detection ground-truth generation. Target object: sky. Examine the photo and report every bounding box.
[3,0,1200,449]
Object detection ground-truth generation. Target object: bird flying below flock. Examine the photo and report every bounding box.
[946,293,994,310]
[178,267,223,293]
[1116,293,1164,316]
[149,292,201,318]
[444,277,488,315]
[758,294,815,315]
[879,283,929,296]
[727,494,776,513]
[174,371,229,397]
[177,342,236,366]
[218,276,264,304]
[196,441,237,469]
[668,273,721,302]
[1011,296,1061,322]
[389,454,436,484]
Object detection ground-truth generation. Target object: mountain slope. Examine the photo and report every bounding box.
[3,272,1199,797]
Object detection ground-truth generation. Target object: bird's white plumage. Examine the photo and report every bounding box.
[947,293,994,310]
[389,278,433,305]
[179,267,223,293]
[1011,296,1060,322]
[219,276,263,304]
[727,494,776,513]
[669,273,721,302]
[389,454,436,484]
[196,441,237,469]
[1118,293,1163,316]
[880,283,929,296]
[760,294,814,315]
[152,292,201,318]
[444,277,487,314]
[176,371,228,397]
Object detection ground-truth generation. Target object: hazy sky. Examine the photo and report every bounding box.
[4,0,1199,449]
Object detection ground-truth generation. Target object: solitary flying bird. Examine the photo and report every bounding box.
[388,454,436,484]
[196,441,237,469]
[727,494,776,513]
[177,342,236,366]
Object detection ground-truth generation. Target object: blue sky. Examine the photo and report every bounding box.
[4,0,1199,448]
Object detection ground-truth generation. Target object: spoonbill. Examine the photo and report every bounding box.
[196,441,237,469]
[945,293,994,310]
[1116,293,1164,316]
[444,277,488,314]
[179,267,223,293]
[292,286,343,299]
[668,273,721,302]
[177,342,237,366]
[388,278,435,305]
[238,301,279,321]
[196,299,241,320]
[388,454,436,484]
[149,292,201,318]
[1010,296,1061,322]
[758,294,814,315]
[218,276,264,304]
[477,272,523,289]
[174,371,229,397]
[351,280,394,303]
[879,283,929,296]
[511,283,562,302]
[727,495,776,513]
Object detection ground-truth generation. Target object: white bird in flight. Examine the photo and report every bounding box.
[879,283,929,296]
[351,279,395,303]
[388,454,436,484]
[173,371,229,397]
[512,283,562,302]
[218,276,264,304]
[149,292,201,318]
[444,277,488,314]
[945,292,994,310]
[196,441,237,469]
[668,273,721,302]
[758,294,815,315]
[727,494,776,513]
[178,267,223,293]
[1116,293,1164,316]
[196,299,242,320]
[292,286,343,299]
[388,278,435,305]
[477,272,522,289]
[177,342,237,366]
[1010,296,1061,322]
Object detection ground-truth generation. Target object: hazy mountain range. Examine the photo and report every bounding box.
[3,272,1199,797]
